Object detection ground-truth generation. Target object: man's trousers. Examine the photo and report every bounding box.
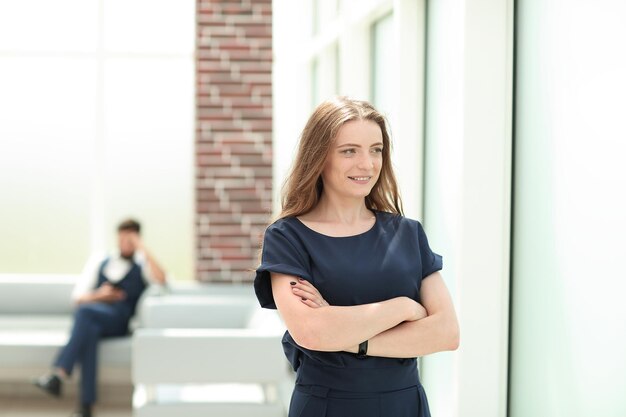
[54,303,128,405]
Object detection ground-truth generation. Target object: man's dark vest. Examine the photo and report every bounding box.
[96,257,147,318]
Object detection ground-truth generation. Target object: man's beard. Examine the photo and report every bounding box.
[120,251,134,260]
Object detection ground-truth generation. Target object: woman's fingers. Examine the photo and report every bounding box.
[292,286,323,305]
[291,285,317,299]
[290,279,329,307]
[300,298,322,308]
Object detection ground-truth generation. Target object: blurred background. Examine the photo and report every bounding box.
[1,0,625,416]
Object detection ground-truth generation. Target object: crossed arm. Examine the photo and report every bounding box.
[270,272,459,358]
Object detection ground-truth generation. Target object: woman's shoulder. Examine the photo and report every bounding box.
[266,216,299,232]
[264,216,305,242]
[261,217,310,263]
[375,210,422,230]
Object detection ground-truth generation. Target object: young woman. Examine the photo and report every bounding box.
[255,97,459,417]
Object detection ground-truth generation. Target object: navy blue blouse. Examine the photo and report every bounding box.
[254,210,443,373]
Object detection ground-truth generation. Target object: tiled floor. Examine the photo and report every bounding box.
[0,379,133,417]
[0,398,131,417]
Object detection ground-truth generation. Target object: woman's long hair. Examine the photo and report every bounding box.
[278,97,403,220]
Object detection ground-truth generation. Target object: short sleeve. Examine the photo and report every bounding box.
[71,252,104,302]
[254,222,312,309]
[417,222,443,279]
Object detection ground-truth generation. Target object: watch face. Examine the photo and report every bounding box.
[357,340,368,358]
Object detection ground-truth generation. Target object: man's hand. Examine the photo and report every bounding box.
[94,283,126,303]
[126,233,167,285]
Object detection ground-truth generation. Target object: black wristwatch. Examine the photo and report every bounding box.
[357,340,368,358]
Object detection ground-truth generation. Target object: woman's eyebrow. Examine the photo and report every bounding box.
[336,142,384,148]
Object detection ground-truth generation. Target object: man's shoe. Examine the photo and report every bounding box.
[33,373,62,398]
[70,405,92,417]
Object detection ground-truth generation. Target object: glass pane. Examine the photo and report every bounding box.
[371,13,394,123]
[102,57,194,280]
[312,0,339,36]
[0,0,98,52]
[334,42,341,93]
[311,43,339,107]
[511,1,626,416]
[0,57,96,273]
[312,0,320,36]
[311,58,320,109]
[104,0,195,54]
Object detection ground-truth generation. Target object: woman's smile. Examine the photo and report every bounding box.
[348,176,373,184]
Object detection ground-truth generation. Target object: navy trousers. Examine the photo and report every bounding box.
[288,384,431,417]
[287,354,431,417]
[54,303,129,405]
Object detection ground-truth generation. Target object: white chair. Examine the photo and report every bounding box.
[132,294,292,417]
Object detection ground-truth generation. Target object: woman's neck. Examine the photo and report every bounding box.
[306,195,373,225]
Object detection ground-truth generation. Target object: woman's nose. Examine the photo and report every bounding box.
[357,154,375,170]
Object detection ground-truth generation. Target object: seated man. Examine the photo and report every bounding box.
[34,219,166,417]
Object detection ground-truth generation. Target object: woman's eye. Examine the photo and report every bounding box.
[341,149,356,155]
[371,147,383,154]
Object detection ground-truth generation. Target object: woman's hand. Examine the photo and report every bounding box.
[408,298,428,321]
[290,278,329,308]
[290,279,428,323]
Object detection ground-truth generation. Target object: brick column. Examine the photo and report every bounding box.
[196,0,273,283]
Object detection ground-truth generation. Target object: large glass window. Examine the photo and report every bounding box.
[0,0,195,279]
[511,2,626,415]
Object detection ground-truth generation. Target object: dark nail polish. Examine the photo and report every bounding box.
[290,281,296,285]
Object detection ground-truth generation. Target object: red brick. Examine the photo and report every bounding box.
[197,202,231,213]
[195,49,225,60]
[196,153,233,164]
[237,62,271,72]
[197,114,235,121]
[243,120,273,132]
[239,24,272,37]
[221,5,253,15]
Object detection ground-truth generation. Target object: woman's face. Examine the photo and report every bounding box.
[321,119,383,201]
